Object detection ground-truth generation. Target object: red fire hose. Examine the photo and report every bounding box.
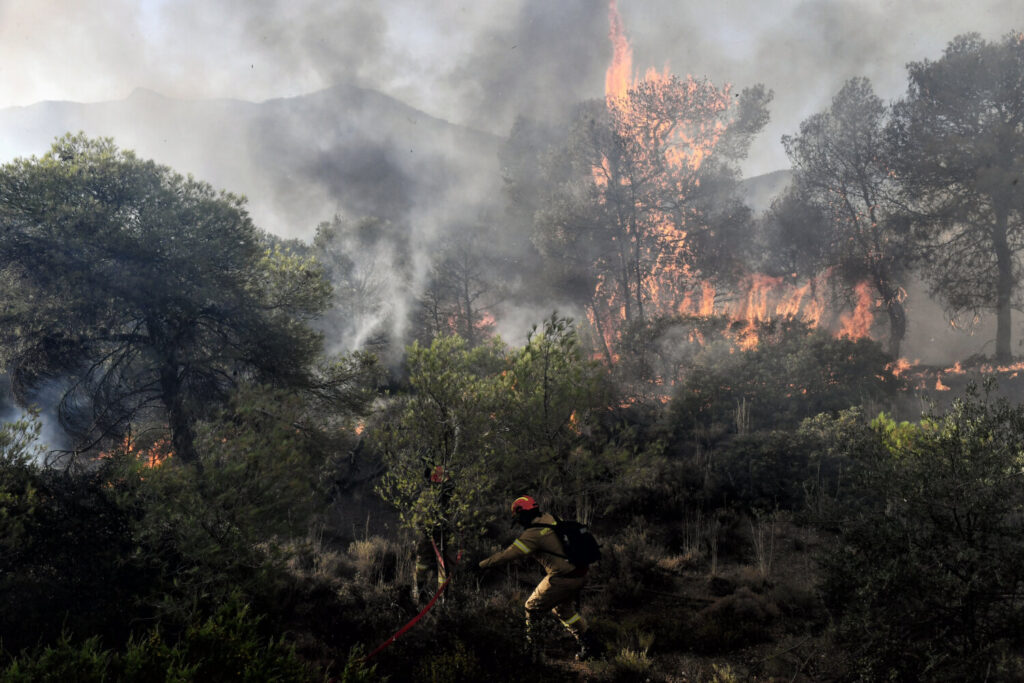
[363,538,461,662]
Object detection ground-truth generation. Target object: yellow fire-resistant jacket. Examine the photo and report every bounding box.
[479,512,579,577]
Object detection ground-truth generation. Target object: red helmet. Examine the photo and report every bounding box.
[511,495,538,514]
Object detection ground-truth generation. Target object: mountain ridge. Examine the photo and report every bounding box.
[0,83,504,238]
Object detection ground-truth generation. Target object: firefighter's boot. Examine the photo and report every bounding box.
[576,631,603,662]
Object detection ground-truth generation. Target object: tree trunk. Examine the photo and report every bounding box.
[886,298,907,359]
[460,271,476,347]
[994,211,1013,363]
[589,303,615,366]
[878,278,906,358]
[160,362,200,467]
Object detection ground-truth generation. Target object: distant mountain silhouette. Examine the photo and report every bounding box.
[738,168,793,214]
[0,84,504,239]
[0,85,793,243]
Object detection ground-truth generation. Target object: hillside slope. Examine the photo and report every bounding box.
[0,84,503,238]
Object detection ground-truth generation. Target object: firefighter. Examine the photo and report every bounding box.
[478,495,601,662]
[413,464,455,601]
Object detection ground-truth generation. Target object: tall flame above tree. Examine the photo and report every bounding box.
[532,1,771,361]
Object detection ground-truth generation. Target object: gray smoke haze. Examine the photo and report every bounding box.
[4,0,1021,174]
[623,0,1024,173]
[447,0,609,134]
[1,0,1022,361]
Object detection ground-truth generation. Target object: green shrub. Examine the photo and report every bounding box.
[818,386,1024,679]
[599,524,673,609]
[0,633,110,683]
[0,419,156,652]
[160,596,311,682]
[711,430,814,512]
[670,320,898,441]
[1,598,314,682]
[768,580,824,627]
[334,646,381,683]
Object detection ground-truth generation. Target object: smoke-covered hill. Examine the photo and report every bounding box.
[738,168,793,214]
[0,84,503,239]
[0,84,805,246]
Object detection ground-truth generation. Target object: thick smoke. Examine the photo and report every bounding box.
[1,0,1023,363]
[3,0,1022,174]
[447,0,609,135]
[621,0,1024,174]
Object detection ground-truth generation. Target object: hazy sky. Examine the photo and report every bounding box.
[1,0,1022,174]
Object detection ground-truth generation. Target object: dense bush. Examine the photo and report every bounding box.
[711,430,812,512]
[0,417,158,652]
[817,386,1024,679]
[1,597,317,682]
[670,320,898,441]
[0,385,378,674]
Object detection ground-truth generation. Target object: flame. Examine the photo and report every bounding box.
[100,435,172,468]
[590,2,886,366]
[698,281,715,316]
[886,358,1024,393]
[478,312,497,330]
[605,0,633,101]
[590,0,734,347]
[443,309,497,340]
[777,281,811,319]
[980,361,1024,374]
[838,281,874,339]
[887,357,913,377]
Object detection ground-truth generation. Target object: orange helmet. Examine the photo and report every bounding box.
[511,495,538,514]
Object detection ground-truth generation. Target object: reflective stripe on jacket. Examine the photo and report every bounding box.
[479,512,577,576]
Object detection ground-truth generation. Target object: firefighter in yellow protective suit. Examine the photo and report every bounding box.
[479,495,601,661]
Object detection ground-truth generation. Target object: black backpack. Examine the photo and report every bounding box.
[530,519,602,567]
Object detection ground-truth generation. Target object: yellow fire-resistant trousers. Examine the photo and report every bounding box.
[525,574,588,639]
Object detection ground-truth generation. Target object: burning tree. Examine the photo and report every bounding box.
[533,2,770,361]
[890,33,1024,362]
[780,78,914,357]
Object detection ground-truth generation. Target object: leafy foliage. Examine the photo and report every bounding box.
[670,320,898,440]
[0,415,156,652]
[375,334,506,539]
[376,316,609,535]
[0,134,331,462]
[890,33,1024,360]
[1,597,314,683]
[818,386,1024,678]
[497,315,608,503]
[779,77,913,356]
[528,81,770,360]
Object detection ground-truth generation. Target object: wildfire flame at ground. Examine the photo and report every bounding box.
[883,358,1024,393]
